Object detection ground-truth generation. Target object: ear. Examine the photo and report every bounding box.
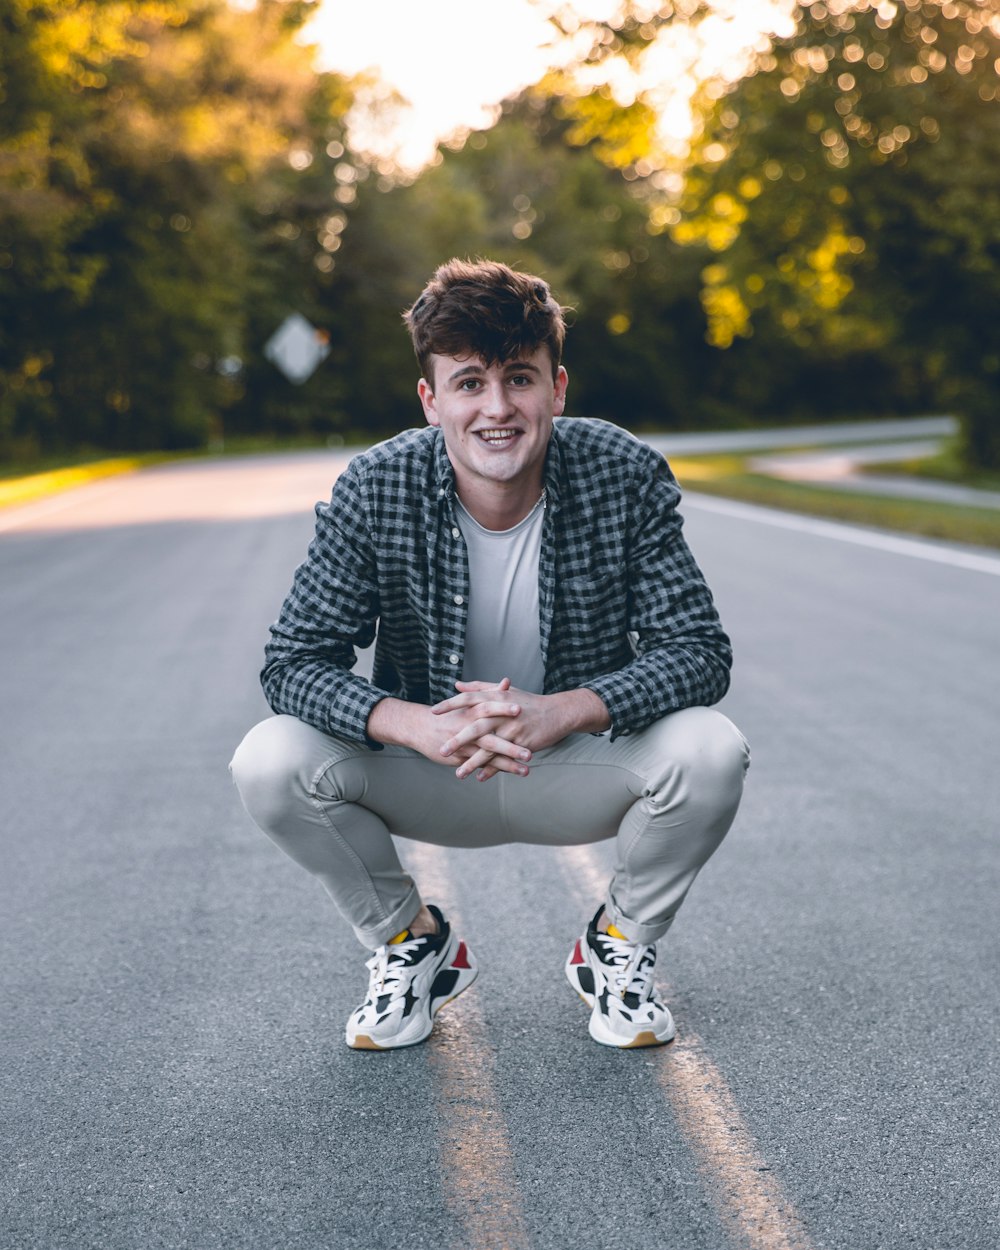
[418,377,439,427]
[552,366,569,416]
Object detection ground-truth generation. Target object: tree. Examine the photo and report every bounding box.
[548,0,1000,464]
[0,0,357,457]
[1,0,188,453]
[312,91,721,436]
[679,0,1000,464]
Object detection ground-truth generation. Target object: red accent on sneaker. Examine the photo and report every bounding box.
[569,939,585,966]
[451,941,472,970]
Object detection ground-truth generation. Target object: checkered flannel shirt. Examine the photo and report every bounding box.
[261,417,732,746]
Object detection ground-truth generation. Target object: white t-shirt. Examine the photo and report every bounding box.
[454,493,546,694]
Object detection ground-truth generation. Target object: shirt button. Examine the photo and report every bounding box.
[451,527,460,539]
[453,595,464,605]
[449,653,460,665]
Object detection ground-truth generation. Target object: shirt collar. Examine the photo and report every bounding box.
[431,428,456,500]
[543,418,566,511]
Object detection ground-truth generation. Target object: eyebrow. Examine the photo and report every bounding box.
[445,361,542,384]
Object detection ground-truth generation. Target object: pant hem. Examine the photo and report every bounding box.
[604,895,675,946]
[353,885,423,950]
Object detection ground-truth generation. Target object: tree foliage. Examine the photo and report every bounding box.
[2,0,997,464]
[320,94,719,434]
[554,0,1000,465]
[0,0,355,456]
[319,88,900,436]
[683,0,1000,465]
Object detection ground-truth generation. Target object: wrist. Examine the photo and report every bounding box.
[366,697,423,748]
[553,687,611,736]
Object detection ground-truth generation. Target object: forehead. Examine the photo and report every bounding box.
[429,345,552,383]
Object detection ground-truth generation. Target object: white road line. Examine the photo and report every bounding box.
[404,842,532,1250]
[683,493,1000,577]
[560,845,815,1250]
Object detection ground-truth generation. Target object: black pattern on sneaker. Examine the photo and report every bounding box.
[346,905,478,1050]
[565,906,676,1048]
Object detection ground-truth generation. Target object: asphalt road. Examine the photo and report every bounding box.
[2,449,998,1250]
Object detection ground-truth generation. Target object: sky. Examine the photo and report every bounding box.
[302,0,794,171]
[303,0,560,169]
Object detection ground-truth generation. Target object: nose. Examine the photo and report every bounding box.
[480,378,514,420]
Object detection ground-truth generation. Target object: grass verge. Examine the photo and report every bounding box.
[670,456,1000,550]
[873,442,1000,492]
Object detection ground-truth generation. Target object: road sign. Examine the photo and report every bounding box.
[264,313,330,384]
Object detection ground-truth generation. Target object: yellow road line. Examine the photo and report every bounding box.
[405,841,531,1250]
[660,1043,813,1250]
[0,457,148,511]
[560,844,815,1250]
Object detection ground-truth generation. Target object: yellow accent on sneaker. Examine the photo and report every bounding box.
[606,923,628,941]
[388,929,411,945]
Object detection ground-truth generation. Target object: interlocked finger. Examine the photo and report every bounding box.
[434,694,522,718]
[454,745,528,781]
[441,718,529,759]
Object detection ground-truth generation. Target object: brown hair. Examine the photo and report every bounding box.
[403,258,567,384]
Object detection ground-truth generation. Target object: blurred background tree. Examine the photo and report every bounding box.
[320,92,717,433]
[0,0,357,456]
[1,0,997,464]
[552,0,1000,465]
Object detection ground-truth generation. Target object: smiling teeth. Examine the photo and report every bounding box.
[479,430,516,442]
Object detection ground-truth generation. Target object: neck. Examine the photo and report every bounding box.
[454,476,545,532]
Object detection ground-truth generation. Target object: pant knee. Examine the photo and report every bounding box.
[690,709,750,789]
[645,707,749,809]
[230,716,318,830]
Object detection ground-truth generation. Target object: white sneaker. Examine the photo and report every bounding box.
[565,907,676,1048]
[346,905,477,1050]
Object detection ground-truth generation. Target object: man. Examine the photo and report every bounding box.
[231,258,749,1051]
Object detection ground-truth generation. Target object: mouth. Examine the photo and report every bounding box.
[475,429,520,446]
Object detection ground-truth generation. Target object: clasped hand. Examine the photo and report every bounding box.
[431,677,570,782]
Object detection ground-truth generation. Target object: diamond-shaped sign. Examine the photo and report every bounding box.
[264,313,330,384]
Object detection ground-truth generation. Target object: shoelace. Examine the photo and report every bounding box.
[599,932,655,999]
[365,937,424,1002]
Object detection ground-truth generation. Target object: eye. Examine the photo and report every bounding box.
[458,377,482,392]
[510,374,532,387]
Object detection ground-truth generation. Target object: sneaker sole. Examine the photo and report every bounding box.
[347,940,478,1051]
[588,1005,676,1049]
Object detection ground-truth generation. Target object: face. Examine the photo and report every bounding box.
[418,347,568,504]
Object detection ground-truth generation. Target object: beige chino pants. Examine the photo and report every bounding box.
[230,706,750,950]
